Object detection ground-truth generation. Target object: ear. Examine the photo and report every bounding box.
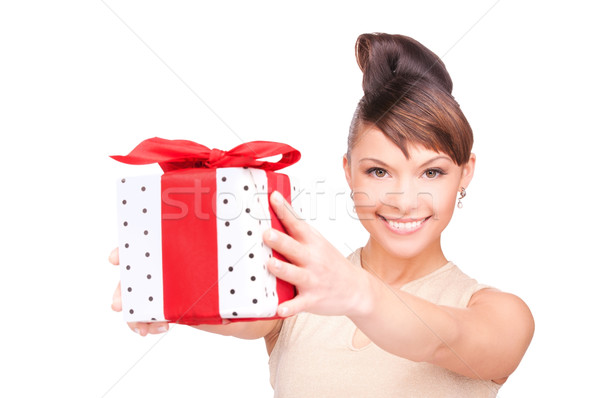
[343,154,353,190]
[459,153,476,190]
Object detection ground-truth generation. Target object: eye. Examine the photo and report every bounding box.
[367,167,389,178]
[422,168,446,179]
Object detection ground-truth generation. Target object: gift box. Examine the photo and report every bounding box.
[112,138,304,325]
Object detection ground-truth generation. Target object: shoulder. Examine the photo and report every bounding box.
[435,287,535,381]
[468,288,535,360]
[459,264,534,350]
[469,288,534,326]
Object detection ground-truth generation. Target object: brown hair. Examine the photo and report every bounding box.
[348,33,473,165]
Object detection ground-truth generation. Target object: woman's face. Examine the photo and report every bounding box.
[343,127,475,260]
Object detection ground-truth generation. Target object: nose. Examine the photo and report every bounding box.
[380,179,420,216]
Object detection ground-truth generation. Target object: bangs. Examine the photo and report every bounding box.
[350,78,473,166]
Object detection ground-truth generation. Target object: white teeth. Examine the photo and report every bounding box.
[385,218,425,231]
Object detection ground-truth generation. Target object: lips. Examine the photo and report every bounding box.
[378,214,430,234]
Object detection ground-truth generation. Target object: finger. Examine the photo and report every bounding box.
[147,322,169,334]
[267,256,309,287]
[109,247,119,265]
[269,191,306,238]
[277,295,311,318]
[127,320,169,336]
[128,322,149,336]
[263,228,305,265]
[111,282,122,312]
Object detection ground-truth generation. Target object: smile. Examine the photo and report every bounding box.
[378,215,430,235]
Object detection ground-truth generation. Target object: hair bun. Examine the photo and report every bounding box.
[355,33,453,96]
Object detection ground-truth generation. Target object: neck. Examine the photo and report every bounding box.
[360,238,449,287]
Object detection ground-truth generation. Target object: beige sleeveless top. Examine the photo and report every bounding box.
[268,248,501,397]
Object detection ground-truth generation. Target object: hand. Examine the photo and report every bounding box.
[262,191,372,318]
[109,247,170,336]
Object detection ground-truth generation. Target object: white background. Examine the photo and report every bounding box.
[1,1,598,396]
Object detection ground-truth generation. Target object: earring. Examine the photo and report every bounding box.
[350,190,354,200]
[457,187,466,209]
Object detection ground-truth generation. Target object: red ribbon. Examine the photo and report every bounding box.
[111,137,301,172]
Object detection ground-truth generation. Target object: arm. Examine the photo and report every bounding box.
[189,319,282,341]
[349,274,534,381]
[109,248,282,341]
[262,191,534,381]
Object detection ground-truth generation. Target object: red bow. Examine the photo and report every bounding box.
[111,137,301,172]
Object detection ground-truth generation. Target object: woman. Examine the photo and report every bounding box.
[110,33,534,396]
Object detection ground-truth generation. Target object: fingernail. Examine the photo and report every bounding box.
[271,258,281,270]
[279,306,289,316]
[134,328,140,335]
[271,190,283,204]
[158,326,168,333]
[267,257,281,270]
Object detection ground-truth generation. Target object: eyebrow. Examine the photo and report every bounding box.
[418,155,453,168]
[358,158,392,168]
[359,155,452,168]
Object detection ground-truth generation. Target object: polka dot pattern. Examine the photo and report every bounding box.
[116,174,165,323]
[216,167,279,318]
[115,167,306,322]
[288,175,307,220]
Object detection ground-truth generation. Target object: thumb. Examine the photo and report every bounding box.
[111,281,122,312]
[109,247,119,265]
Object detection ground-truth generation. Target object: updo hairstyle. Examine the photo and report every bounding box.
[348,33,473,166]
